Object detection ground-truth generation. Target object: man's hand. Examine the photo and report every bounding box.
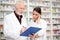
[20,27,27,34]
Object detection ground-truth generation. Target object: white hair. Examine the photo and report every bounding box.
[14,0,25,11]
[15,0,25,4]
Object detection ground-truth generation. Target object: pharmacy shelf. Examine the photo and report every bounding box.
[52,1,60,3]
[1,2,27,6]
[53,34,60,36]
[52,17,60,18]
[29,3,50,8]
[0,0,60,40]
[29,10,51,13]
[1,2,15,5]
[42,17,51,18]
[52,0,60,40]
[0,22,3,25]
[0,10,27,13]
[41,0,50,2]
[0,9,14,12]
[52,6,60,8]
[53,12,60,13]
[52,23,60,24]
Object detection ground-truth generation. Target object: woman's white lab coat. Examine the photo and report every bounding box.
[28,19,47,40]
[4,13,27,40]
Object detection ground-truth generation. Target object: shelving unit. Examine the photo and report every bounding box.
[52,0,60,40]
[0,0,60,40]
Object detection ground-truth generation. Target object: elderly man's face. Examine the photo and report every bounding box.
[15,2,25,14]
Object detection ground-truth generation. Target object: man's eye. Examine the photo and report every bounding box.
[33,14,34,15]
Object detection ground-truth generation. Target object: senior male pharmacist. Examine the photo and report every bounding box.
[3,1,27,40]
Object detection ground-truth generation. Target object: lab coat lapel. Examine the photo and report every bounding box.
[12,13,20,26]
[11,13,22,32]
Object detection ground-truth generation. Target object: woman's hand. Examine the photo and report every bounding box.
[29,34,40,39]
[35,34,40,38]
[29,34,35,38]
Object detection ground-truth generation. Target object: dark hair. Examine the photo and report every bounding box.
[33,6,41,15]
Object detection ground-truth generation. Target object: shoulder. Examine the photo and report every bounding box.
[39,19,47,28]
[4,13,14,19]
[40,19,47,24]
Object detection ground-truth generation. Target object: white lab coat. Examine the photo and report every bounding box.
[3,13,28,40]
[28,19,47,40]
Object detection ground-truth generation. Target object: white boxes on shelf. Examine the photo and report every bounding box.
[0,12,4,18]
[0,18,3,25]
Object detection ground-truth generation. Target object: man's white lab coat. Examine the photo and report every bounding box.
[29,19,47,40]
[4,13,27,40]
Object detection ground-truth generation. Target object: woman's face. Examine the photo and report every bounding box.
[32,11,41,21]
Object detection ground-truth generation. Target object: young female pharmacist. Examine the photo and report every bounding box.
[28,6,47,40]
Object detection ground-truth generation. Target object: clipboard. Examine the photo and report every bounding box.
[20,27,42,37]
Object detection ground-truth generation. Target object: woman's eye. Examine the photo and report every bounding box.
[36,14,38,16]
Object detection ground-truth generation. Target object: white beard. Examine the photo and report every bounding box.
[16,12,23,16]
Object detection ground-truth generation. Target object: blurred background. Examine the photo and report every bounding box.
[0,0,60,40]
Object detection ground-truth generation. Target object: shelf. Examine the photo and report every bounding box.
[0,25,3,34]
[29,3,50,8]
[42,11,51,13]
[1,2,15,5]
[0,16,3,19]
[0,22,3,25]
[53,34,60,36]
[42,17,51,19]
[52,12,60,14]
[29,3,36,6]
[0,18,3,25]
[53,28,60,30]
[1,2,27,6]
[0,17,3,19]
[52,6,60,8]
[41,0,50,2]
[52,1,60,3]
[52,23,60,24]
[0,29,3,33]
[29,10,51,13]
[47,35,51,37]
[0,9,14,12]
[52,17,60,18]
[40,5,50,8]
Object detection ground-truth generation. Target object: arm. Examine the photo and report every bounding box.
[20,18,27,34]
[20,27,27,34]
[34,21,47,40]
[35,22,47,37]
[29,21,47,39]
[3,17,19,39]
